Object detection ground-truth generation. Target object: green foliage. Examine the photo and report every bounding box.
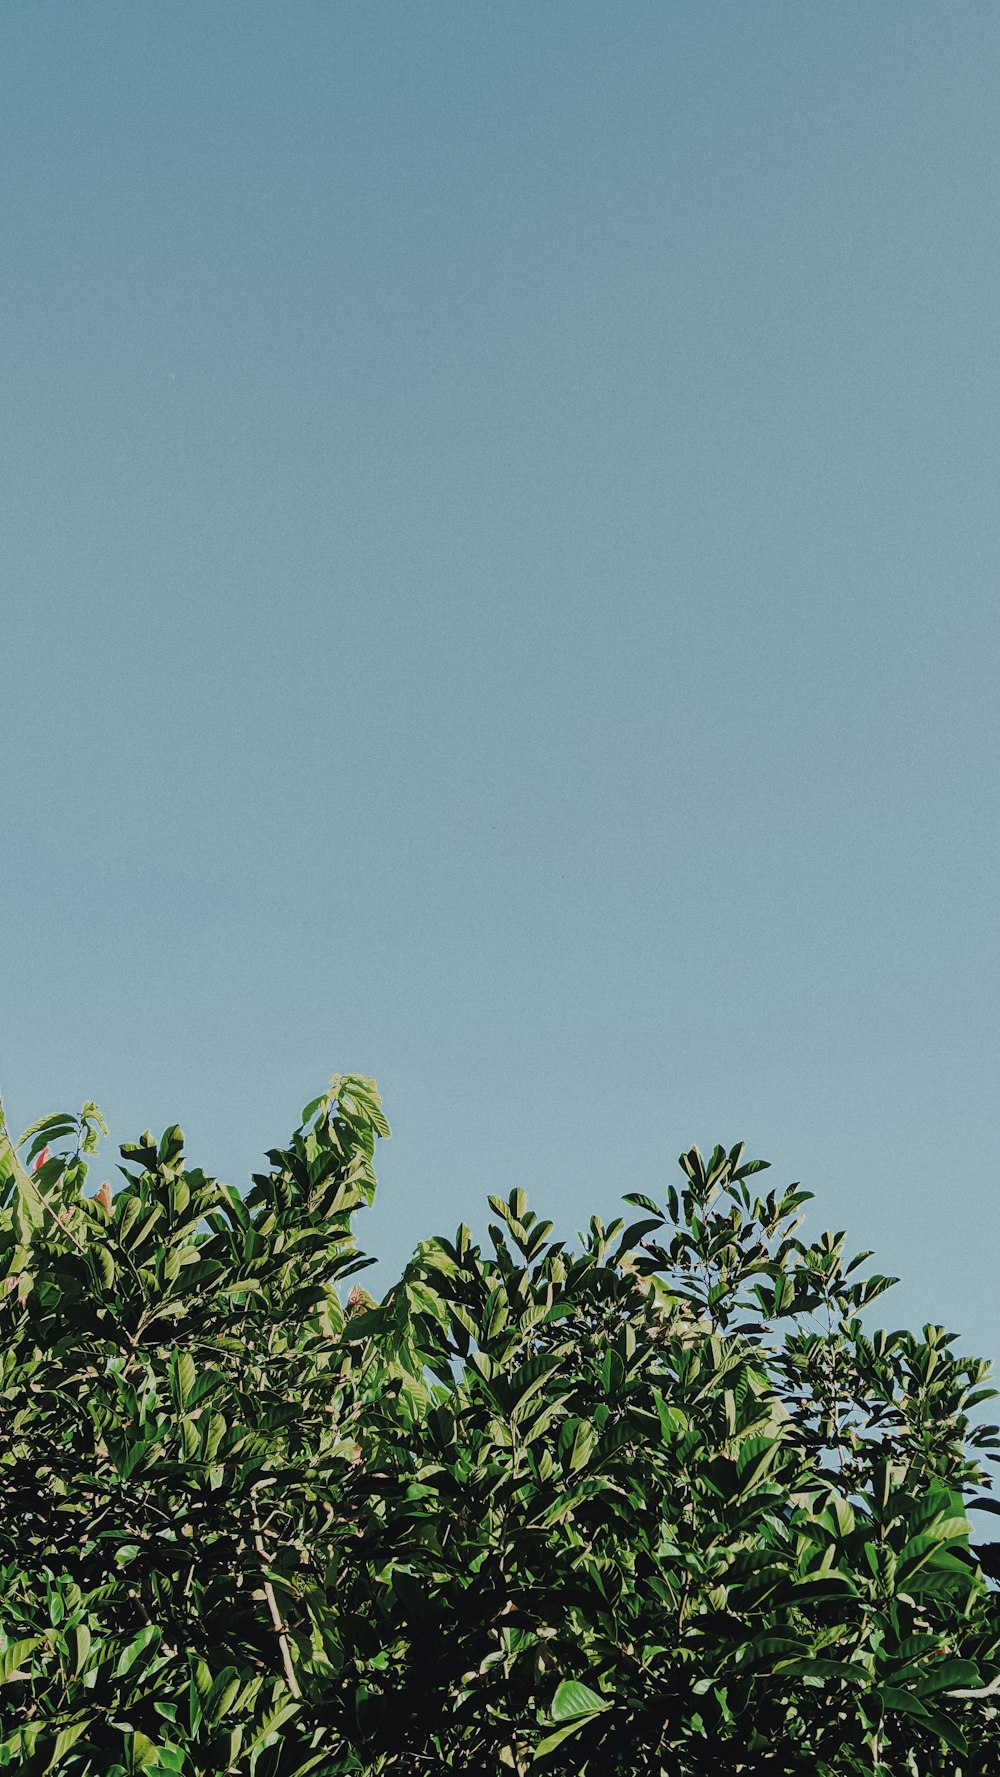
[1,1086,999,1773]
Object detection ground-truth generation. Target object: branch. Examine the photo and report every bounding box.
[948,1673,1000,1699]
[250,1489,301,1700]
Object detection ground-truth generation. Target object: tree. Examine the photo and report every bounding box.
[0,1077,998,1774]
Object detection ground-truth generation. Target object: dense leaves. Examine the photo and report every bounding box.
[1,1080,999,1773]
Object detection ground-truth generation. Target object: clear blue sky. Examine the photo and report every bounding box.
[3,5,998,1362]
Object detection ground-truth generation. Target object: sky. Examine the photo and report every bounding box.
[2,4,999,1371]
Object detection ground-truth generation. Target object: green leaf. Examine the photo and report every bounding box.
[550,1679,609,1722]
[913,1658,980,1696]
[506,1354,560,1421]
[115,1626,160,1680]
[44,1721,89,1771]
[536,1719,596,1757]
[558,1416,599,1472]
[913,1707,969,1758]
[774,1658,866,1684]
[173,1350,196,1407]
[151,1747,185,1774]
[878,1686,930,1719]
[131,1731,160,1770]
[622,1192,662,1216]
[71,1622,92,1675]
[653,1391,688,1440]
[239,1700,301,1762]
[204,1665,241,1726]
[122,1205,164,1253]
[0,1638,40,1683]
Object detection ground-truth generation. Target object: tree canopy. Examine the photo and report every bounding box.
[1,1076,999,1775]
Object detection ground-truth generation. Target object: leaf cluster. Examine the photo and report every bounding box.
[0,1092,998,1775]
